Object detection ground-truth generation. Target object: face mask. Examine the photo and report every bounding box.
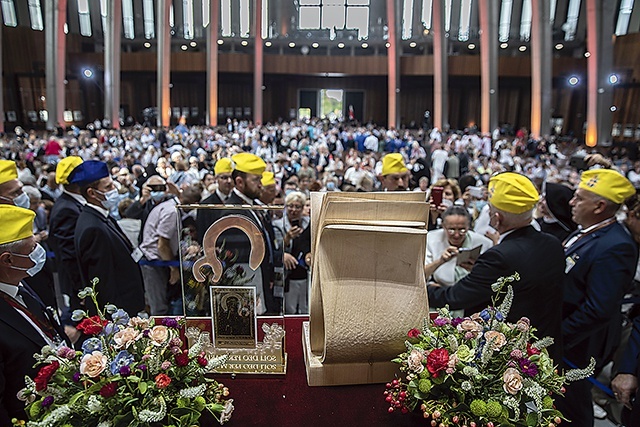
[4,192,31,209]
[96,189,120,210]
[11,243,46,277]
[150,191,165,202]
[326,182,336,191]
[474,200,488,212]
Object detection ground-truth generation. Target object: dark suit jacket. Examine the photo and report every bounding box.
[562,221,638,366]
[195,191,226,243]
[74,206,145,316]
[429,225,565,363]
[0,287,69,425]
[49,192,84,306]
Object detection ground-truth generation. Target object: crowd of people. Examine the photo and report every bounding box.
[1,118,640,425]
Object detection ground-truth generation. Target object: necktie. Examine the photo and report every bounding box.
[8,286,58,340]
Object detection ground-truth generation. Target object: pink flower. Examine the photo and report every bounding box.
[407,328,421,339]
[161,361,172,370]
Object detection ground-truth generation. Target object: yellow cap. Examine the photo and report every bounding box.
[56,156,84,185]
[231,153,266,176]
[488,172,539,214]
[214,158,233,176]
[0,160,18,186]
[579,168,635,204]
[381,153,408,176]
[261,171,276,187]
[0,205,35,245]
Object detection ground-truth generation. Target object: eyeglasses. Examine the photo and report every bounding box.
[444,228,468,236]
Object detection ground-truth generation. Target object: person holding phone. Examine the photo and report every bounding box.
[424,206,493,287]
[428,178,461,230]
[273,191,311,315]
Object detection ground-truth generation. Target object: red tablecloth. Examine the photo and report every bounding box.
[223,316,423,427]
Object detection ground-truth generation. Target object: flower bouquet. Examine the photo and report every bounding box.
[385,273,594,427]
[16,279,234,427]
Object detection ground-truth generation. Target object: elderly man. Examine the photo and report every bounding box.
[73,161,145,316]
[379,153,410,191]
[428,172,565,363]
[0,205,69,424]
[558,168,638,426]
[0,159,29,209]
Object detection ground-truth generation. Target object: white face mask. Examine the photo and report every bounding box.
[96,188,119,210]
[11,243,46,277]
[0,192,30,209]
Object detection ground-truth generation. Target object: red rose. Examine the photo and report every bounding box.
[34,361,60,391]
[426,348,450,377]
[197,356,208,367]
[99,382,118,398]
[155,373,172,389]
[175,351,190,367]
[76,315,108,335]
[526,343,541,356]
[407,328,421,339]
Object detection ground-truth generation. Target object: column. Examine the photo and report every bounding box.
[386,0,399,128]
[432,0,448,131]
[104,0,122,129]
[478,0,498,133]
[585,0,617,147]
[254,0,263,125]
[207,0,220,126]
[530,0,551,139]
[157,0,171,127]
[45,0,67,131]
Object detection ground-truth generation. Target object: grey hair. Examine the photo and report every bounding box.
[0,238,27,255]
[22,185,41,201]
[493,205,534,227]
[285,191,306,206]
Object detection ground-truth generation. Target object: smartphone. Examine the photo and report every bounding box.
[431,186,444,207]
[290,219,300,228]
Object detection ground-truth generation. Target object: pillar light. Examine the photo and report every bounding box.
[409,41,417,48]
[609,74,619,84]
[144,42,151,48]
[584,51,591,58]
[82,68,94,79]
[217,39,224,45]
[265,41,272,47]
[190,41,197,47]
[289,42,296,48]
[312,42,319,48]
[468,43,476,50]
[241,40,248,46]
[518,45,527,52]
[555,43,563,50]
[361,42,368,48]
[568,76,579,86]
[385,42,390,48]
[181,45,188,51]
[500,42,508,49]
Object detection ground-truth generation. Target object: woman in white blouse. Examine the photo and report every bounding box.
[424,206,493,287]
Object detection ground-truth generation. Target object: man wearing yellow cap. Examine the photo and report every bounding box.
[259,171,278,205]
[0,205,69,424]
[429,172,565,363]
[218,153,280,315]
[0,159,30,209]
[196,158,235,243]
[380,153,410,191]
[558,168,638,426]
[48,156,85,338]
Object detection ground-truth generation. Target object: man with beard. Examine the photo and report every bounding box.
[379,153,410,191]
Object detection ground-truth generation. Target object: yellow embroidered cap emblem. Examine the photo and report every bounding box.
[578,168,635,204]
[488,172,539,214]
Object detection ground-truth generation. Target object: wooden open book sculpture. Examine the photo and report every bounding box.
[303,192,430,386]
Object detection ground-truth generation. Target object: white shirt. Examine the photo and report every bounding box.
[87,202,110,218]
[63,189,87,205]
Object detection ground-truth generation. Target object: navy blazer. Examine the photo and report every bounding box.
[49,192,84,305]
[74,206,145,316]
[562,221,638,365]
[195,191,226,243]
[429,226,565,363]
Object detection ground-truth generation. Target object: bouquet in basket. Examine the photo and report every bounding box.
[15,278,234,427]
[385,273,594,427]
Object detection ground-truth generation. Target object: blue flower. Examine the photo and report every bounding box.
[479,309,491,321]
[104,304,118,314]
[110,350,135,375]
[495,311,504,321]
[111,309,130,326]
[81,338,103,355]
[100,322,119,337]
